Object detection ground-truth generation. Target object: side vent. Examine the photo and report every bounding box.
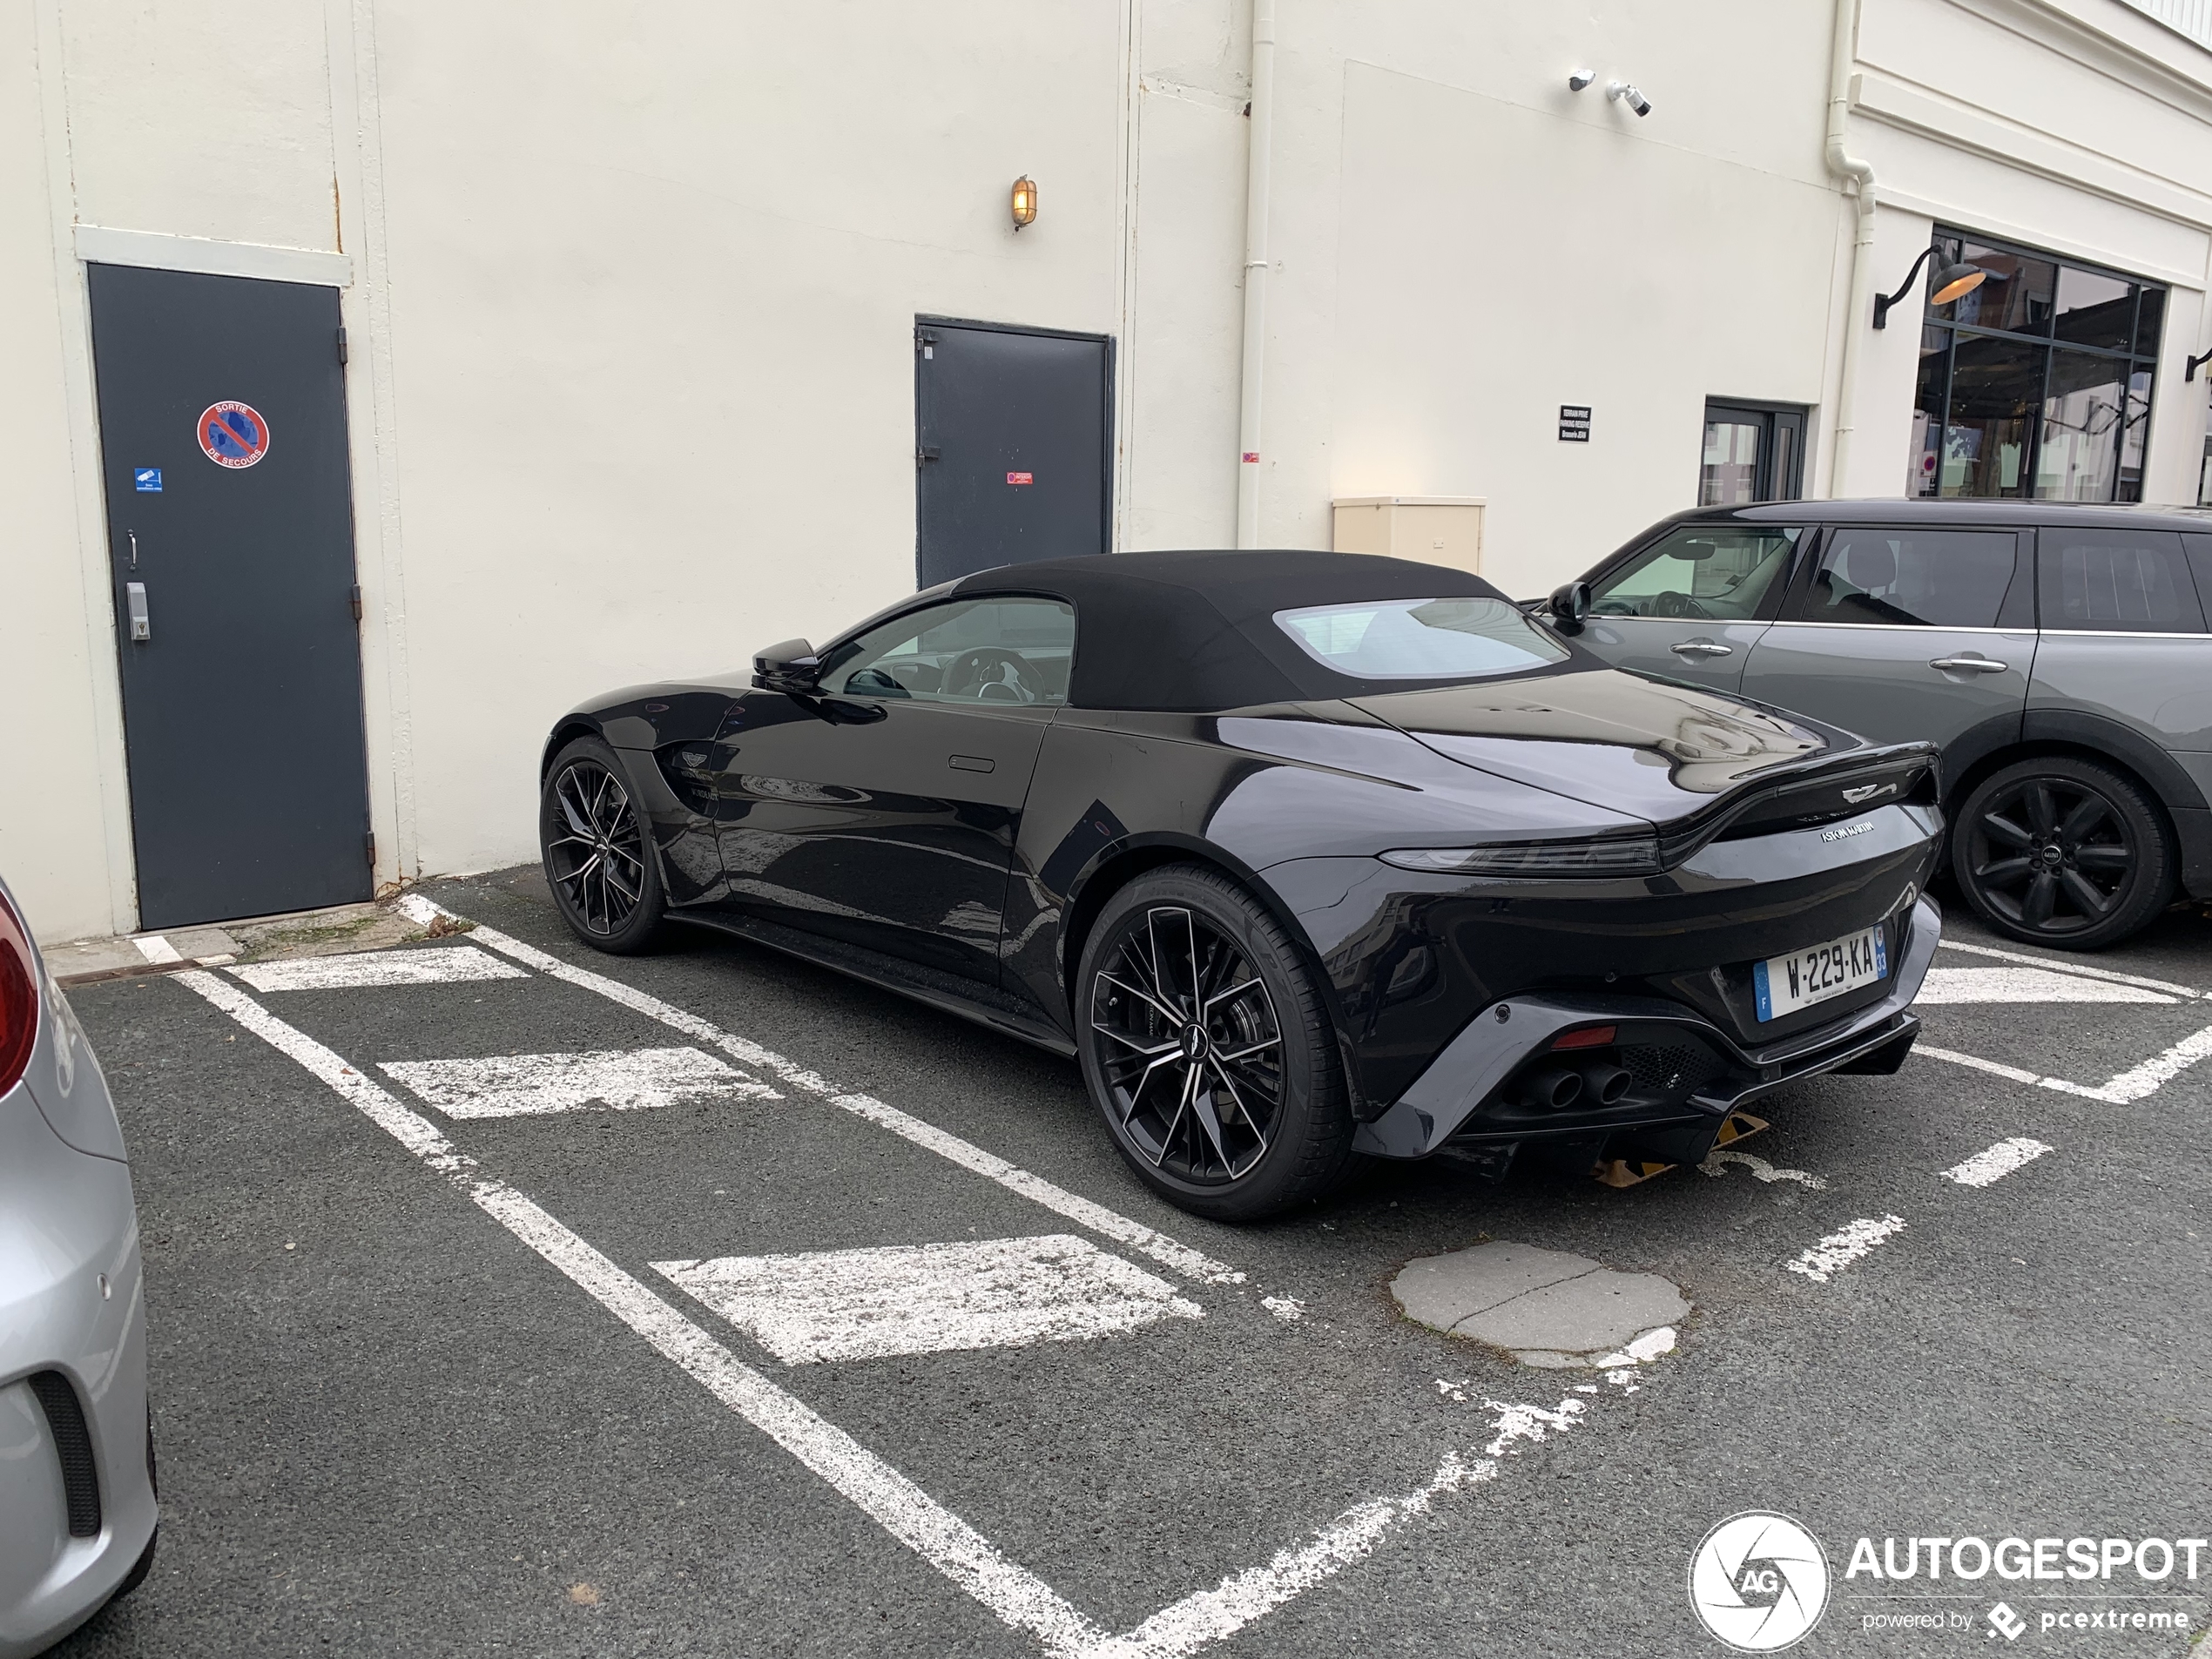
[27,1371,103,1537]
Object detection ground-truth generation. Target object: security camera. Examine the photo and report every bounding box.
[1567,68,1595,91]
[1608,81,1651,117]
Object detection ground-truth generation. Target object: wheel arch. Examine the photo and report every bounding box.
[540,718,605,782]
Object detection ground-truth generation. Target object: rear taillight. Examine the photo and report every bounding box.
[0,892,40,1096]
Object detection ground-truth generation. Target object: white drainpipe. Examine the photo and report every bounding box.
[1235,0,1277,548]
[1824,0,1878,497]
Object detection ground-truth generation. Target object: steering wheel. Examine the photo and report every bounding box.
[941,646,1037,703]
[1649,590,1711,620]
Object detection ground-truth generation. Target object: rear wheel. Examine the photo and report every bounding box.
[1952,757,2172,950]
[541,736,665,953]
[1075,865,1356,1222]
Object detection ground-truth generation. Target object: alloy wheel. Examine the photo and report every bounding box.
[546,760,647,935]
[1089,906,1285,1184]
[1964,773,2135,939]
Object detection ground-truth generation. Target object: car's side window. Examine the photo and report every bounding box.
[816,596,1077,706]
[1788,529,2020,628]
[1586,527,1801,622]
[2039,529,2204,634]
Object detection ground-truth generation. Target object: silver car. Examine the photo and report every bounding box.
[1548,501,2212,949]
[0,877,157,1656]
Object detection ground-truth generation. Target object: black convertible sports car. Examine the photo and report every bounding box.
[539,550,1943,1220]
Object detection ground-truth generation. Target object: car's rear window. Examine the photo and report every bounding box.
[1272,597,1568,680]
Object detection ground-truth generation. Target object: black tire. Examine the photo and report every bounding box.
[109,1524,156,1604]
[541,735,666,954]
[1075,864,1357,1222]
[1951,756,2174,950]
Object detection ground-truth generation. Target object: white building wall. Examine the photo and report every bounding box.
[6,0,2211,941]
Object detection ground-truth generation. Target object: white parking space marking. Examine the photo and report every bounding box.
[178,964,1572,1659]
[397,894,1246,1287]
[1786,1215,1908,1284]
[1699,1149,1826,1189]
[381,1046,777,1117]
[230,944,528,992]
[1937,938,2203,1000]
[1940,1137,2054,1188]
[1916,1019,2212,1104]
[1916,967,2176,1005]
[132,934,182,964]
[656,1235,1201,1365]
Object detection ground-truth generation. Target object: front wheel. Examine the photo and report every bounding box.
[1952,757,2173,950]
[1075,865,1357,1222]
[541,736,666,953]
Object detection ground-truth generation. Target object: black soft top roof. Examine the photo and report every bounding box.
[949,549,1534,712]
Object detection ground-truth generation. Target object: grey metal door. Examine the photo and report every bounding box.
[1575,521,1808,694]
[1739,525,2034,772]
[914,320,1110,588]
[86,264,372,928]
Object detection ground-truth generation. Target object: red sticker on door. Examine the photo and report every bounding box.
[198,401,270,469]
[1006,471,1033,485]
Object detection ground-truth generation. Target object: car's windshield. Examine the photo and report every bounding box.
[1588,527,1801,621]
[1272,596,1568,680]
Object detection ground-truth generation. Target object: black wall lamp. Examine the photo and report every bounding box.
[1873,246,1986,329]
[2187,347,2212,382]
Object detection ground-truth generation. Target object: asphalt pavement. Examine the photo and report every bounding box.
[49,870,2212,1657]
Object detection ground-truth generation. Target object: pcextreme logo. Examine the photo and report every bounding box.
[1689,1512,1831,1652]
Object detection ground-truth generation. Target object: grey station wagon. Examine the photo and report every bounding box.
[1546,501,2212,950]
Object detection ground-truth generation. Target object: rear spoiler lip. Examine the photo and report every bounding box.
[1655,741,1940,865]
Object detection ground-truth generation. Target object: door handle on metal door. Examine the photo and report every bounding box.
[1669,640,1732,658]
[125,582,150,642]
[1929,657,2007,673]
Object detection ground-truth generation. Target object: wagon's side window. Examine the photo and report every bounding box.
[2039,530,2204,633]
[1791,529,2022,628]
[817,597,1076,706]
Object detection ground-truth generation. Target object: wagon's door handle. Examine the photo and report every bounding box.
[1929,656,2007,674]
[125,582,151,642]
[1669,639,1732,658]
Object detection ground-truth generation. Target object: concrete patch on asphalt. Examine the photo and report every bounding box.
[380,1045,779,1116]
[231,942,527,992]
[656,1234,1202,1364]
[1392,1241,1689,1369]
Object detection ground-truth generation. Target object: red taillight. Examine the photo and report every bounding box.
[0,892,40,1096]
[1551,1024,1616,1051]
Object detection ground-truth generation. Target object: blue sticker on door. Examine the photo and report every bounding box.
[134,468,163,492]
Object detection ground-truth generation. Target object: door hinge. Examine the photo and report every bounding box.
[349,583,363,622]
[915,445,941,465]
[914,328,938,353]
[337,326,349,367]
[365,831,377,867]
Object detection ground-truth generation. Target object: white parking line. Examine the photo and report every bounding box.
[381,1047,778,1117]
[1940,1137,2054,1188]
[1699,1149,1826,1189]
[131,934,182,964]
[1916,1021,2212,1104]
[1915,968,2175,1005]
[1786,1215,1907,1284]
[1937,938,2202,1000]
[230,944,527,992]
[396,894,1245,1287]
[656,1235,1201,1365]
[174,965,1554,1659]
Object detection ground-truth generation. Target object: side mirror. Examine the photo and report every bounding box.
[752,638,821,694]
[1548,582,1592,635]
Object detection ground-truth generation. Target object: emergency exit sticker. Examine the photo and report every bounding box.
[1007,471,1033,485]
[133,468,163,492]
[198,401,270,469]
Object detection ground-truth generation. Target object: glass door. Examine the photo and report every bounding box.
[1698,402,1806,504]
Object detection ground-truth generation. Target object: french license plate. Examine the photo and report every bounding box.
[1752,927,1886,1021]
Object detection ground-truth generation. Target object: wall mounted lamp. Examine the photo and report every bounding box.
[1872,246,1986,329]
[2186,347,2212,382]
[1608,81,1651,116]
[1010,176,1037,231]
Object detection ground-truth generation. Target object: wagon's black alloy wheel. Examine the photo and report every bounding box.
[541,736,665,954]
[1076,864,1357,1221]
[1952,757,2172,951]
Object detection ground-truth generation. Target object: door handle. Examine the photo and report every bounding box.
[1669,640,1732,658]
[125,582,150,642]
[1929,657,2007,674]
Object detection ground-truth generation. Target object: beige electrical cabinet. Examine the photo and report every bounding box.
[1331,496,1485,574]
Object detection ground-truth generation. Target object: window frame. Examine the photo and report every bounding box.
[1911,226,2167,503]
[1696,400,1808,505]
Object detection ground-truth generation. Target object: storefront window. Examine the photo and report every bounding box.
[1906,228,2166,502]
